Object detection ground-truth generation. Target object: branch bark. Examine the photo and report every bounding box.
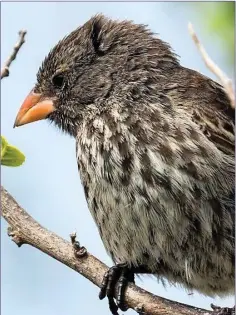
[1,186,212,315]
[1,30,27,79]
[188,22,235,109]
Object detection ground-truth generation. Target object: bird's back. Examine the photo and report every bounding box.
[166,66,235,155]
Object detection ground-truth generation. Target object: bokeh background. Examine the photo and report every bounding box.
[1,2,234,315]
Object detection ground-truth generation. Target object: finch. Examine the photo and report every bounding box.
[14,14,235,315]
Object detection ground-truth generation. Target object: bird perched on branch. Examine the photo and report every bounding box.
[14,14,235,315]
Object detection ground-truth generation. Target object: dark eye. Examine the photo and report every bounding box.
[52,74,65,89]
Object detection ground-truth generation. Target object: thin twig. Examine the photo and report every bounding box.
[188,22,235,109]
[1,186,211,315]
[1,30,27,79]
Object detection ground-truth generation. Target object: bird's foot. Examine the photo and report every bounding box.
[211,304,235,315]
[99,262,135,315]
[70,232,87,258]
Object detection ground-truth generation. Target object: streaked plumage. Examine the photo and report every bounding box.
[15,14,235,313]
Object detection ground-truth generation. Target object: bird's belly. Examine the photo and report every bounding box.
[86,179,234,296]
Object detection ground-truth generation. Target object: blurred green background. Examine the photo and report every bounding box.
[191,2,234,66]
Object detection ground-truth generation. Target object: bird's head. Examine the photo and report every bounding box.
[14,14,178,137]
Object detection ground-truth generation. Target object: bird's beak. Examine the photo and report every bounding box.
[14,92,56,127]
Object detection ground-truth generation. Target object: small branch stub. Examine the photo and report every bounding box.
[70,232,88,258]
[7,226,25,247]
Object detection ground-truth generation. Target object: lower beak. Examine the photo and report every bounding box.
[14,92,56,127]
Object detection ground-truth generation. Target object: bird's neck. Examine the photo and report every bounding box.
[75,103,147,186]
[76,105,134,159]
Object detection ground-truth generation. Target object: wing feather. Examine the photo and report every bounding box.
[165,67,235,155]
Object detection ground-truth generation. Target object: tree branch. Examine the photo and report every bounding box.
[1,186,211,315]
[188,22,235,109]
[1,30,27,79]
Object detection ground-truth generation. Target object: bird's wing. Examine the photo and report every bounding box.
[166,67,235,155]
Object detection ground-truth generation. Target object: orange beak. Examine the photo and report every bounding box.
[14,92,56,127]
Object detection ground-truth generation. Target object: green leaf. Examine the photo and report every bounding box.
[1,136,25,167]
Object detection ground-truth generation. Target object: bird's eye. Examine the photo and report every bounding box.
[52,74,65,89]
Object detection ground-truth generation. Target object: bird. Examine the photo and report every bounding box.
[14,14,235,315]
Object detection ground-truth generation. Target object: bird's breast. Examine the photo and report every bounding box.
[75,116,234,295]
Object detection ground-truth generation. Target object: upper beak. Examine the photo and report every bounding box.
[14,92,56,127]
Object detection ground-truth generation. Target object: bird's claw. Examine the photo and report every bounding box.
[99,263,134,314]
[211,304,235,315]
